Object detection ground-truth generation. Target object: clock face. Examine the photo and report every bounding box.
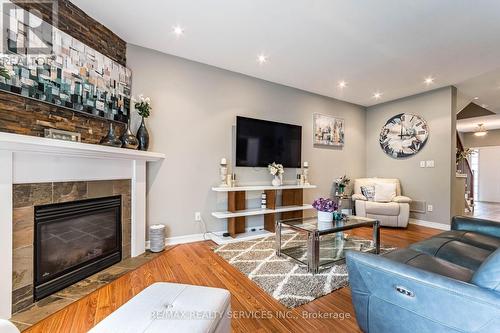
[379,113,429,158]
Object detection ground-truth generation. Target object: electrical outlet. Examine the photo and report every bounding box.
[427,205,433,212]
[420,161,426,168]
[194,212,202,222]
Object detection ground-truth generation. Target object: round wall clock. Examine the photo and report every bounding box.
[379,113,429,159]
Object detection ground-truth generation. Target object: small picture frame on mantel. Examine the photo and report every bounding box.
[44,129,81,142]
[313,113,345,147]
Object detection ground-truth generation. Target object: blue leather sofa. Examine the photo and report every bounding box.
[346,216,500,333]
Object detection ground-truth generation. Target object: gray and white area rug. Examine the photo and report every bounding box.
[214,232,395,308]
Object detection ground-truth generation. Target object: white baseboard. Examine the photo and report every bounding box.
[145,225,282,248]
[144,219,450,249]
[145,233,207,249]
[409,218,450,231]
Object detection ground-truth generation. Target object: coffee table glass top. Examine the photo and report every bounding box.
[276,215,380,272]
[280,215,377,234]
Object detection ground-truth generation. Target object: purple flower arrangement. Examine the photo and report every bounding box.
[312,197,339,212]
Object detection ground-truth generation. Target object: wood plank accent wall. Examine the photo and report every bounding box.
[0,92,126,144]
[12,0,126,65]
[0,0,128,143]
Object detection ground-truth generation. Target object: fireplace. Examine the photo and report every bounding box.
[34,195,122,300]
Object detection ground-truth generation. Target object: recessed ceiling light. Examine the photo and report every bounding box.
[338,81,347,89]
[473,97,479,100]
[172,25,184,36]
[257,54,268,65]
[373,92,382,99]
[424,76,435,85]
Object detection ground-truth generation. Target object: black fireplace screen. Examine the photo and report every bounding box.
[34,196,122,300]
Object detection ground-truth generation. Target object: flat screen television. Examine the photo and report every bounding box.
[236,116,302,168]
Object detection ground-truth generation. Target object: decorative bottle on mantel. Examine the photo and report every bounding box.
[100,122,123,148]
[136,117,149,151]
[121,118,139,149]
[134,94,152,151]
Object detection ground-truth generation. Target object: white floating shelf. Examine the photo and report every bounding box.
[209,229,274,244]
[211,184,317,192]
[211,204,314,219]
[209,227,297,245]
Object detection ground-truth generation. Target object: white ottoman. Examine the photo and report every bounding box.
[89,282,231,333]
[0,320,20,333]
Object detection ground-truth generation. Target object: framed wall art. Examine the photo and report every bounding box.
[313,113,345,147]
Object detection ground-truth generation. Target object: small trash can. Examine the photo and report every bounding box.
[149,224,165,252]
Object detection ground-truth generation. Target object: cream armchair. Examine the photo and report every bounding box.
[353,178,411,228]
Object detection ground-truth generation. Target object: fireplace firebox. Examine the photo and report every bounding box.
[34,195,122,300]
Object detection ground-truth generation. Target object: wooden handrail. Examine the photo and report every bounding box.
[456,132,474,208]
[456,133,473,171]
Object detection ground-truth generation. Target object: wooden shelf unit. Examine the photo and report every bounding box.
[212,184,316,238]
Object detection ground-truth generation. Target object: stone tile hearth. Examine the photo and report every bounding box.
[11,180,132,314]
[10,251,162,331]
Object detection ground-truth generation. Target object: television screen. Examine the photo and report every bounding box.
[236,116,302,168]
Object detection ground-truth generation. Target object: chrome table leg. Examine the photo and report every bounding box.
[373,220,380,254]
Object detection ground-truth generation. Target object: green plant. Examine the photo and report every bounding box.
[456,147,474,164]
[134,95,151,118]
[335,174,350,187]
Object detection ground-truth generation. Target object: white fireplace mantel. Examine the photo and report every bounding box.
[0,132,165,319]
[0,132,165,161]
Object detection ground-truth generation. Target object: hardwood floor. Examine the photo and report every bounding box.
[467,201,500,221]
[24,224,441,333]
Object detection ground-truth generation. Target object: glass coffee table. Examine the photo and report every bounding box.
[275,215,380,274]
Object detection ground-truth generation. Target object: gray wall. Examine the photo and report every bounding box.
[127,44,367,238]
[463,129,500,148]
[365,87,456,225]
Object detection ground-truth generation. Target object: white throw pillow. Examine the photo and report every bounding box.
[374,183,397,202]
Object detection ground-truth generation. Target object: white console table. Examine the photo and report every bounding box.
[211,184,316,237]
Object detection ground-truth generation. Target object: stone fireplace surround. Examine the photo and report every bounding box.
[0,132,165,319]
[12,180,132,313]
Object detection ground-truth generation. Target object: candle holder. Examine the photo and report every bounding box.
[220,158,229,187]
[303,161,310,185]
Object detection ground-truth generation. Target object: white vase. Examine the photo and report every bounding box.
[318,210,334,222]
[272,175,281,187]
[317,211,334,229]
[318,210,333,222]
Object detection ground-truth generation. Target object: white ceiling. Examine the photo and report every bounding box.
[72,0,500,107]
[456,68,500,114]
